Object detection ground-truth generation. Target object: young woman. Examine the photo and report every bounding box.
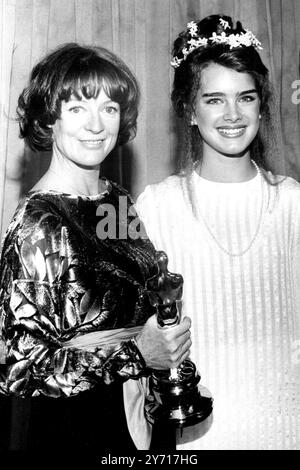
[0,43,192,452]
[136,15,300,450]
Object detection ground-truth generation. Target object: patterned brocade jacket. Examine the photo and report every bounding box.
[0,179,156,398]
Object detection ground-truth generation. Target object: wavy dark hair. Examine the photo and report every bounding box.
[17,43,140,151]
[171,14,279,176]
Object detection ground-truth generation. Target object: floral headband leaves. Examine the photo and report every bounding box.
[171,18,263,68]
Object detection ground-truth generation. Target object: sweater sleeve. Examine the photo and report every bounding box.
[0,202,147,398]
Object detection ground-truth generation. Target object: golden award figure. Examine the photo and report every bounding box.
[145,251,213,440]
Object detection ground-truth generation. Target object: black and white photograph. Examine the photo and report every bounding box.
[0,0,299,462]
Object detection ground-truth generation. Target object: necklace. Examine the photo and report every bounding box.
[194,160,266,257]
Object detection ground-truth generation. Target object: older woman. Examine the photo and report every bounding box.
[0,43,191,452]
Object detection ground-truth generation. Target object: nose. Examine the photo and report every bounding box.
[85,111,104,133]
[224,101,242,122]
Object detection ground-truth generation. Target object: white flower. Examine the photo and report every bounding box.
[182,47,189,58]
[209,32,218,43]
[170,57,183,68]
[187,21,198,37]
[188,37,208,50]
[227,33,242,49]
[188,38,200,48]
[196,37,208,47]
[210,32,227,44]
[219,18,230,30]
[245,30,263,49]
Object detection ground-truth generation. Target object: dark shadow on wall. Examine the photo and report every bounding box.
[170,109,186,175]
[119,143,139,197]
[19,148,52,198]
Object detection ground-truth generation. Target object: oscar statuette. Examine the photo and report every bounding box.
[145,251,213,448]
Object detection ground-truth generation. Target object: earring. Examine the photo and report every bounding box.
[259,114,262,120]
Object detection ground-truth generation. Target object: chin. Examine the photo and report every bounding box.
[218,141,250,156]
[74,158,104,169]
[78,153,107,165]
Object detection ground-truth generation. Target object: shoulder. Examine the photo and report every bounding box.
[1,192,64,254]
[265,173,300,223]
[270,173,300,199]
[136,174,184,207]
[108,179,134,203]
[265,170,299,187]
[20,192,63,232]
[135,175,187,244]
[279,174,300,191]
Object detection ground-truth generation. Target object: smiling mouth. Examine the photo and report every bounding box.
[80,139,104,146]
[217,127,246,137]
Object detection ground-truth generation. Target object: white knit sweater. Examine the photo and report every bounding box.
[136,171,300,450]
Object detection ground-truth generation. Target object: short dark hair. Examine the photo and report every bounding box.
[171,15,277,174]
[17,43,140,151]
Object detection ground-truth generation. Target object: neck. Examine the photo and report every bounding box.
[33,146,103,196]
[198,153,257,182]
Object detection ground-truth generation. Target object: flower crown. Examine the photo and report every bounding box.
[171,18,263,68]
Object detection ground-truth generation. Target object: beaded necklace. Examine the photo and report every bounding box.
[194,160,266,257]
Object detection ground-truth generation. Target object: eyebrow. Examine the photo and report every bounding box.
[67,97,118,105]
[201,89,258,98]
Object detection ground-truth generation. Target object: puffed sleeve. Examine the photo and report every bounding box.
[0,200,148,398]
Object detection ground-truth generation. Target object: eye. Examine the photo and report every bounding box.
[104,105,120,114]
[239,95,256,103]
[68,106,84,114]
[206,98,223,105]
